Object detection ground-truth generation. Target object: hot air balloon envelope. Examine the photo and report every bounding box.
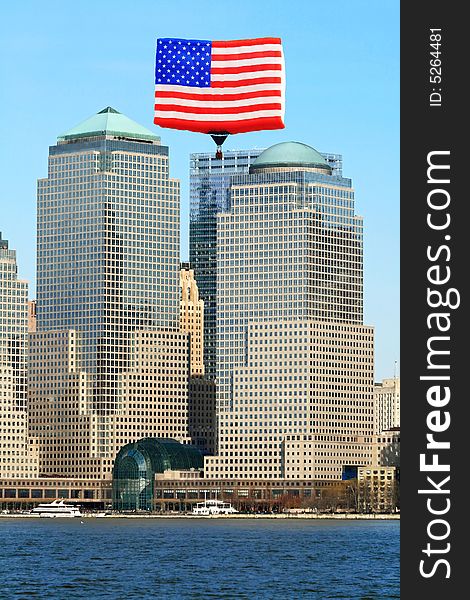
[154,37,286,135]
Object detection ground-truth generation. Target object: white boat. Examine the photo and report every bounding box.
[192,499,238,516]
[31,500,82,518]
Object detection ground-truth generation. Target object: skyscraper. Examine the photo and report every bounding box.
[29,108,185,478]
[216,142,364,410]
[0,233,38,477]
[0,233,28,410]
[36,107,180,412]
[189,148,344,380]
[189,149,263,379]
[204,142,374,479]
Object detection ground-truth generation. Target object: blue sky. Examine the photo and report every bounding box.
[0,0,399,380]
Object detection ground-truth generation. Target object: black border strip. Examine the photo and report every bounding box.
[401,2,466,596]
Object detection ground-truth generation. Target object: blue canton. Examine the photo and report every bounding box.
[156,38,212,87]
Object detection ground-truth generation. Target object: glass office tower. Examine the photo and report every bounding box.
[189,149,263,379]
[36,107,180,413]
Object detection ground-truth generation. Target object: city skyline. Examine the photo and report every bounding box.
[22,106,386,489]
[1,1,399,380]
[1,104,396,489]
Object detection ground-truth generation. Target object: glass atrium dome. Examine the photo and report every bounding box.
[112,438,203,511]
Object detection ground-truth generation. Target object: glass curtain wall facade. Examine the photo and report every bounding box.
[36,108,180,414]
[189,149,263,379]
[112,438,203,511]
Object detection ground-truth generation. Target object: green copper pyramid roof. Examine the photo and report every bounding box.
[58,107,159,142]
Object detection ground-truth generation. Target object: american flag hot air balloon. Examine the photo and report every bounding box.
[154,36,286,156]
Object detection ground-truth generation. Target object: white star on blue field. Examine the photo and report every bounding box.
[156,38,212,87]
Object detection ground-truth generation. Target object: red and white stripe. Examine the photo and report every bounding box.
[154,37,285,135]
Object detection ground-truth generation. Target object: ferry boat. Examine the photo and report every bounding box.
[31,500,82,518]
[192,499,238,516]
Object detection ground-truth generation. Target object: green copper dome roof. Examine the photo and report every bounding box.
[58,107,159,142]
[250,141,331,172]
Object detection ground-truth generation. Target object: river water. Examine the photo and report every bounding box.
[1,518,399,599]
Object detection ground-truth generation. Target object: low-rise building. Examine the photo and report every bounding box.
[152,475,357,513]
[0,477,112,511]
[357,466,398,513]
